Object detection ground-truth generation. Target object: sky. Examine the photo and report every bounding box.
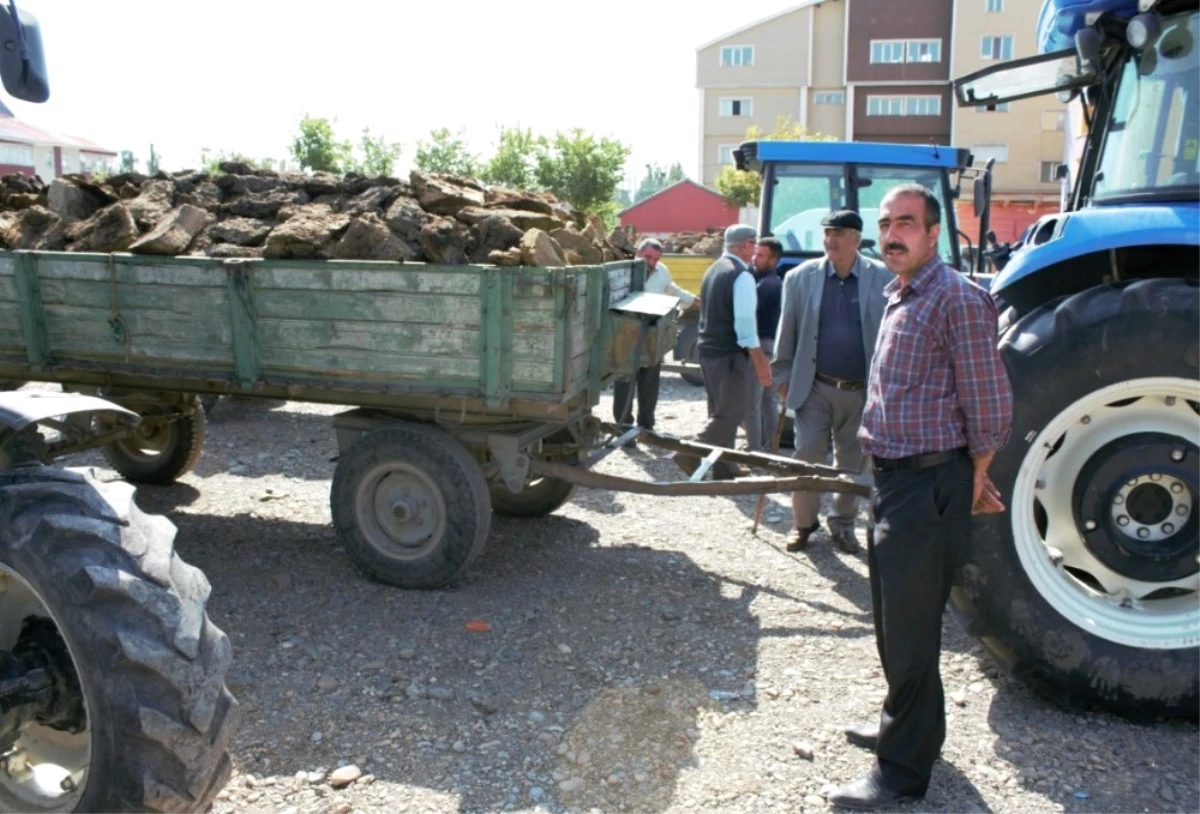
[5,0,794,191]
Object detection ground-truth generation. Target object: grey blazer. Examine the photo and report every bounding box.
[771,254,890,411]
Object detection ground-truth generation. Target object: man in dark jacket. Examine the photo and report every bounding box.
[742,237,783,452]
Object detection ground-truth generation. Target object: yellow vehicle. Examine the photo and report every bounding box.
[659,254,713,387]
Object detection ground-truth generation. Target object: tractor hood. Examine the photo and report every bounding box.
[991,202,1200,294]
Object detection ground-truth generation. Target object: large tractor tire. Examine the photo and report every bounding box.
[952,279,1199,718]
[100,407,206,485]
[331,423,492,589]
[0,464,238,812]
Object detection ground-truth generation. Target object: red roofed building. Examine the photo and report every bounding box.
[619,179,740,238]
[0,100,117,179]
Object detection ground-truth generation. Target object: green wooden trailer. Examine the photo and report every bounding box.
[0,249,865,589]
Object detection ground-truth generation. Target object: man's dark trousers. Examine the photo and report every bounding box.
[868,450,972,793]
[613,362,662,429]
[695,351,752,479]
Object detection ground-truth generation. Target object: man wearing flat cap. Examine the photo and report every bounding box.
[676,223,772,480]
[773,210,889,552]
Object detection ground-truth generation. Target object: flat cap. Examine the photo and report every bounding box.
[821,210,863,231]
[723,223,757,246]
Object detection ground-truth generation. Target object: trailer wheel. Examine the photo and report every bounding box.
[952,279,1199,718]
[489,429,578,518]
[331,424,492,589]
[673,324,704,387]
[101,406,206,485]
[0,464,238,812]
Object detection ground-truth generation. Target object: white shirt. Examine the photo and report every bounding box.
[644,261,697,309]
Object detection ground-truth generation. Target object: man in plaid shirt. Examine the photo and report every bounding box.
[827,184,1013,810]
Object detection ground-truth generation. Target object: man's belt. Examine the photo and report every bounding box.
[815,372,866,391]
[872,448,968,472]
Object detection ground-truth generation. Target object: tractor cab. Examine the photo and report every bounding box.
[735,140,978,275]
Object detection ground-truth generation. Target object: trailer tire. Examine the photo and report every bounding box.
[951,279,1199,719]
[331,424,492,589]
[674,325,704,387]
[0,464,238,812]
[101,407,206,485]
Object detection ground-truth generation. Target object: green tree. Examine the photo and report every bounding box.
[633,161,686,203]
[118,151,136,174]
[480,126,537,189]
[414,127,478,176]
[716,116,834,207]
[290,114,350,173]
[533,128,630,215]
[358,127,401,176]
[146,144,160,175]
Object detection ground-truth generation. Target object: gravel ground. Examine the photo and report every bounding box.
[55,377,1200,814]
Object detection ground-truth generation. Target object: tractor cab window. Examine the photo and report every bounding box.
[856,165,955,265]
[767,162,954,265]
[767,163,845,253]
[1092,11,1200,202]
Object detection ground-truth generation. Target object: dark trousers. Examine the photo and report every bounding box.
[612,362,662,429]
[694,352,752,479]
[868,450,973,793]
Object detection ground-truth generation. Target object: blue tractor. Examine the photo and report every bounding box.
[952,0,1197,719]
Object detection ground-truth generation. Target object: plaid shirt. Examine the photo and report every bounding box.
[858,256,1013,460]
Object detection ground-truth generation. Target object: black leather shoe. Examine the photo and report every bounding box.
[830,527,861,553]
[786,521,821,552]
[844,722,879,750]
[828,771,923,810]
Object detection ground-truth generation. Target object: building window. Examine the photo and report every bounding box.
[1042,110,1066,130]
[867,95,942,116]
[1040,161,1063,182]
[975,102,1011,112]
[972,143,1010,164]
[719,97,753,117]
[718,145,738,165]
[981,35,1014,60]
[907,39,942,63]
[987,0,1004,11]
[870,40,905,63]
[871,39,941,64]
[0,142,34,166]
[814,91,845,105]
[720,45,754,67]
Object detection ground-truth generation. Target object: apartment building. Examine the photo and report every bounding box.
[695,0,847,187]
[696,0,1066,237]
[952,0,1067,239]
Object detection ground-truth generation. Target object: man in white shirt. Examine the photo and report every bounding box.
[613,238,700,440]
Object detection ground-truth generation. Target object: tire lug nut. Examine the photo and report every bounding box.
[1150,473,1162,482]
[1177,505,1190,516]
[1080,414,1091,425]
[1171,482,1184,494]
[1165,396,1177,406]
[1171,448,1185,462]
[1162,523,1175,535]
[1113,495,1125,505]
[1128,478,1138,487]
[1084,519,1097,531]
[1047,547,1064,566]
[1137,527,1150,539]
[1117,515,1131,526]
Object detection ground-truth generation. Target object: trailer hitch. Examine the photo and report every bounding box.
[0,618,85,748]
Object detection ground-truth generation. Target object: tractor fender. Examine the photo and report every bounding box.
[0,391,139,432]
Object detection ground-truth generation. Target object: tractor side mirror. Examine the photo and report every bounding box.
[0,3,48,103]
[973,177,987,218]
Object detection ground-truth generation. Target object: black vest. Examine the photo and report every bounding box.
[697,255,747,357]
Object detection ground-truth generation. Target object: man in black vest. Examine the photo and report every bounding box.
[676,224,773,480]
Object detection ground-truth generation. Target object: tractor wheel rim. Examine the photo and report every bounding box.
[0,566,89,812]
[1011,376,1200,649]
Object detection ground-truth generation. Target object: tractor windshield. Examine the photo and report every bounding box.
[767,162,955,265]
[1091,11,1200,203]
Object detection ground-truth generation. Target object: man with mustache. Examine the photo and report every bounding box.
[827,184,1013,810]
[772,211,889,553]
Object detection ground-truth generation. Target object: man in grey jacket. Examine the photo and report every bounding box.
[773,210,889,553]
